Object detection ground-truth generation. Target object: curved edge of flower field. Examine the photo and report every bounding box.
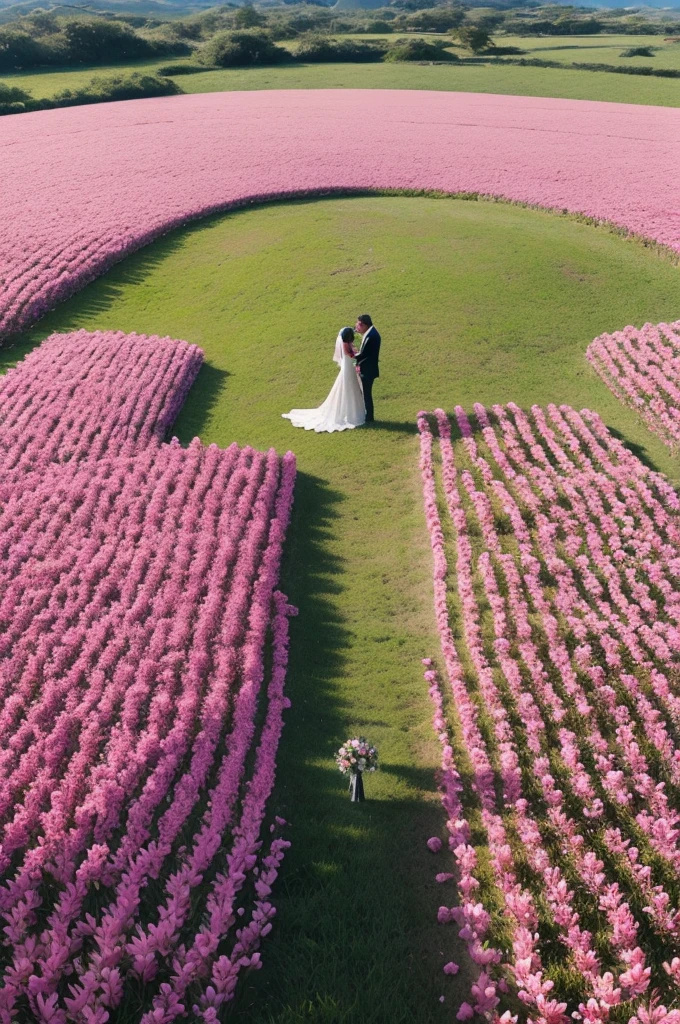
[1,89,679,343]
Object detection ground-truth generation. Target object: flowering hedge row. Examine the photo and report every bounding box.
[0,331,297,1022]
[2,90,679,343]
[418,401,680,1022]
[587,320,680,450]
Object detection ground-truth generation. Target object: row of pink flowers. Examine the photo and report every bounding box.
[587,320,680,449]
[0,332,296,1021]
[418,401,680,1022]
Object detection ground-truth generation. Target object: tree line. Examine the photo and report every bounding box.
[2,3,679,74]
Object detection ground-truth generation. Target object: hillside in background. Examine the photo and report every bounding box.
[0,0,215,22]
[1,0,680,19]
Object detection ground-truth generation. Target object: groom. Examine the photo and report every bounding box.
[354,314,381,423]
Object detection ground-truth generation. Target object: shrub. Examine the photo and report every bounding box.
[21,10,60,35]
[0,80,32,115]
[503,16,604,36]
[234,4,267,29]
[486,45,525,56]
[198,30,288,67]
[385,37,458,62]
[50,72,183,108]
[497,56,680,78]
[455,25,493,54]
[0,28,63,71]
[572,61,680,77]
[366,20,393,33]
[145,20,203,44]
[294,35,387,62]
[156,63,208,75]
[62,19,185,63]
[271,8,332,35]
[620,45,656,57]
[405,7,464,32]
[268,23,300,41]
[0,17,189,71]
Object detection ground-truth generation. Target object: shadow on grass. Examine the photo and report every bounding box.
[2,230,193,368]
[604,423,663,474]
[53,232,191,324]
[0,336,36,374]
[228,471,446,1023]
[365,419,419,436]
[172,361,231,441]
[379,761,441,793]
[231,772,446,1024]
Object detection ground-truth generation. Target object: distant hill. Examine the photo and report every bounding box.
[0,0,226,20]
[332,0,383,9]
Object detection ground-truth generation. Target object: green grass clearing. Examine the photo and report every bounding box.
[166,61,680,105]
[495,33,680,68]
[6,195,680,1022]
[0,56,173,98]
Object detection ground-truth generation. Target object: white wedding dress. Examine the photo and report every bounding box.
[282,332,366,433]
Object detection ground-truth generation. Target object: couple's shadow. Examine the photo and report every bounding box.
[362,419,418,435]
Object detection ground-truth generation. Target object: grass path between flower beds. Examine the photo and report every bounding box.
[5,195,680,1023]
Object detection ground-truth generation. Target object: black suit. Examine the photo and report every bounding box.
[355,326,381,422]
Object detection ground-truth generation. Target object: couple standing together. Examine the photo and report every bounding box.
[283,315,381,433]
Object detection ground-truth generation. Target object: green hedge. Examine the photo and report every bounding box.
[619,46,656,58]
[197,30,288,67]
[496,56,680,78]
[0,71,183,117]
[155,63,211,76]
[49,72,183,107]
[384,38,458,63]
[294,35,387,63]
[0,80,31,115]
[0,18,188,72]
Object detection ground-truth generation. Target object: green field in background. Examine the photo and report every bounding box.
[4,32,680,107]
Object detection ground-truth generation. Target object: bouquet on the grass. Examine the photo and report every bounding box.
[335,737,378,776]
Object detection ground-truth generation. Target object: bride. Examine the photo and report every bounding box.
[282,327,366,432]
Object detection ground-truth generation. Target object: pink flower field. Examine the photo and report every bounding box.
[418,402,680,1020]
[1,90,680,343]
[588,320,680,450]
[0,330,296,1022]
[4,87,680,1019]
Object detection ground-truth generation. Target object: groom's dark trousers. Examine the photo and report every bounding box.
[355,327,381,423]
[361,376,375,422]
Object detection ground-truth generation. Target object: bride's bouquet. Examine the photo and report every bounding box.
[335,737,378,784]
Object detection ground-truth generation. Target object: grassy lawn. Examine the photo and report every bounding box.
[339,30,680,68]
[5,196,679,1022]
[497,32,680,68]
[0,56,173,98]
[5,36,680,106]
[169,61,680,105]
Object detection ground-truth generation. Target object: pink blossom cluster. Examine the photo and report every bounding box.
[0,331,297,1022]
[418,401,680,1022]
[2,91,680,342]
[587,320,680,449]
